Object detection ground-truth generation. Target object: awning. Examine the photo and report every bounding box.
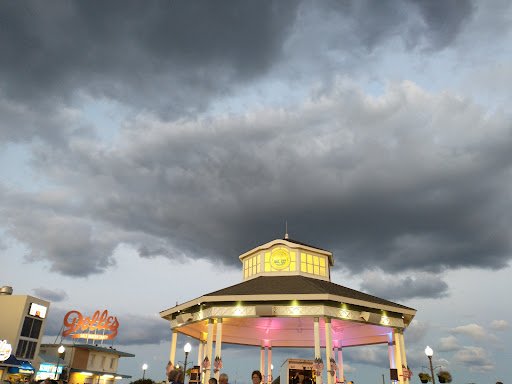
[1,355,22,367]
[38,353,69,366]
[8,361,36,374]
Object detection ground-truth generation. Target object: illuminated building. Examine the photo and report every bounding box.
[37,344,134,384]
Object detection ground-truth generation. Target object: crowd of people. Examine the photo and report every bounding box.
[166,368,352,384]
[166,370,264,384]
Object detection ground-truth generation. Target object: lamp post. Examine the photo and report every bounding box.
[142,364,148,380]
[425,346,436,384]
[56,345,65,379]
[183,343,192,378]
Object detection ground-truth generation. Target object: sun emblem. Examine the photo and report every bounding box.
[270,248,290,270]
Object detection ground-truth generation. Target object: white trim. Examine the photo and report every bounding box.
[239,239,333,262]
[160,293,416,319]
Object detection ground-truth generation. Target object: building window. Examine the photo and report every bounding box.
[110,357,115,369]
[20,317,43,339]
[90,354,96,367]
[15,339,37,359]
[264,248,296,272]
[244,254,261,278]
[101,356,106,368]
[300,253,326,277]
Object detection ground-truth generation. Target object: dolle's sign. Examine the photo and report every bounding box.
[63,310,119,340]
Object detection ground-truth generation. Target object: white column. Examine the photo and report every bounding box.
[267,347,272,383]
[204,319,215,382]
[393,330,404,384]
[324,318,334,384]
[169,330,178,367]
[314,317,321,384]
[399,331,409,384]
[214,319,223,380]
[337,346,344,383]
[201,340,206,383]
[260,346,266,380]
[197,340,204,369]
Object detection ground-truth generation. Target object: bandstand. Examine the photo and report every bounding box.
[160,236,416,384]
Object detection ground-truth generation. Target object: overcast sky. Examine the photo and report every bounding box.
[1,1,511,384]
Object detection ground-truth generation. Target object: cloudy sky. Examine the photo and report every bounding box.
[1,1,511,383]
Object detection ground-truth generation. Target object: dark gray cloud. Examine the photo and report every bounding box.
[2,81,512,278]
[33,287,69,302]
[315,0,473,52]
[359,272,449,301]
[0,0,477,145]
[0,1,299,122]
[115,314,170,346]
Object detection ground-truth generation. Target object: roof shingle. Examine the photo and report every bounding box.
[204,275,414,310]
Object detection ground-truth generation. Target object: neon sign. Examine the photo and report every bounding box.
[0,340,12,361]
[63,310,119,340]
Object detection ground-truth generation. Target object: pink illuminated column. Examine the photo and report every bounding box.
[313,318,321,384]
[260,346,265,380]
[337,346,344,383]
[267,347,272,383]
[324,318,334,384]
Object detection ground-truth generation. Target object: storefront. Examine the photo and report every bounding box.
[34,354,69,381]
[6,360,36,383]
[38,310,134,384]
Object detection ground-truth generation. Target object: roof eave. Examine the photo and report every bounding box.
[159,293,416,320]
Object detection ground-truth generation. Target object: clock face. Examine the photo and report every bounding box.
[270,248,290,270]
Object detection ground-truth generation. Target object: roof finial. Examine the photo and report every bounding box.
[285,221,289,239]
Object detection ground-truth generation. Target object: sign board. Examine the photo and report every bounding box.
[39,363,63,374]
[0,340,12,361]
[63,310,119,340]
[29,303,48,319]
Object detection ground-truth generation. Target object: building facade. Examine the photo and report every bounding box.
[0,286,50,383]
[37,344,134,384]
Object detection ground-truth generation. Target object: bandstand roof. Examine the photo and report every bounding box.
[204,275,414,311]
[160,237,417,349]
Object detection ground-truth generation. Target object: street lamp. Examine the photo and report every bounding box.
[425,346,436,384]
[56,345,65,379]
[142,364,148,380]
[183,343,192,378]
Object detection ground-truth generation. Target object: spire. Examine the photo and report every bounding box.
[285,221,289,239]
